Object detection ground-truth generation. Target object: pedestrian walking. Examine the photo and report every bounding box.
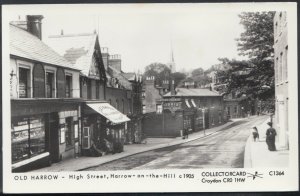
[266,122,277,151]
[252,126,259,142]
[185,129,189,139]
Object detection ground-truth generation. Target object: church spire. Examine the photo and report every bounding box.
[169,40,176,73]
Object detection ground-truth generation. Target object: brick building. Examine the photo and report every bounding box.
[274,11,289,149]
[10,16,82,172]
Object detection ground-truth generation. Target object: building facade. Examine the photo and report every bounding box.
[10,16,82,172]
[274,11,289,149]
[142,76,172,114]
[47,32,133,156]
[143,87,225,137]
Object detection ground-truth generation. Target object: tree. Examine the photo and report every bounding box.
[218,12,275,101]
[171,72,187,87]
[237,12,275,61]
[143,63,171,85]
[191,67,204,77]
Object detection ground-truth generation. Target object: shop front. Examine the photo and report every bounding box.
[183,109,195,133]
[194,108,204,132]
[11,99,81,172]
[81,101,130,155]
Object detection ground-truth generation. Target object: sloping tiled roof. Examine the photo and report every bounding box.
[10,24,76,70]
[164,88,221,97]
[121,72,136,81]
[46,33,97,76]
[108,66,132,90]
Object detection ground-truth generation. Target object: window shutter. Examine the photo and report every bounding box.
[33,63,45,98]
[56,68,65,98]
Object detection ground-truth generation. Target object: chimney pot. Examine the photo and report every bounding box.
[27,15,44,39]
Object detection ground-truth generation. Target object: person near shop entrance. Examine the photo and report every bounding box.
[184,128,189,139]
[266,122,277,151]
[252,126,259,142]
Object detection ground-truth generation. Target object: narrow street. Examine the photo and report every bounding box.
[84,115,268,170]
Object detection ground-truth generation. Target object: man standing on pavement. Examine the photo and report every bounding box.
[266,122,277,151]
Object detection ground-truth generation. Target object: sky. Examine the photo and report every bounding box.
[9,4,248,73]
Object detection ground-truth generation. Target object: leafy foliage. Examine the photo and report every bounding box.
[171,72,187,87]
[217,12,275,102]
[191,67,204,77]
[143,63,171,85]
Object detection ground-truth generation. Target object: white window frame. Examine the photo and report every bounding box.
[156,104,162,114]
[17,61,33,98]
[44,67,57,98]
[65,72,73,98]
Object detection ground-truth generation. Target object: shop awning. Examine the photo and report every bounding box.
[191,99,197,107]
[86,103,130,124]
[185,99,191,108]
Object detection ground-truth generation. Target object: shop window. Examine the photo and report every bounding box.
[156,104,162,114]
[65,117,73,147]
[19,67,31,98]
[46,72,55,98]
[183,116,192,129]
[65,75,72,98]
[234,106,238,114]
[11,116,45,163]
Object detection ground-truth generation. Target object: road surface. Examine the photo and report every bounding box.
[84,115,268,170]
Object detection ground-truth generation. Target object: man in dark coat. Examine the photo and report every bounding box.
[266,122,277,151]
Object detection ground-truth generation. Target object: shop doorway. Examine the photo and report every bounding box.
[48,113,60,163]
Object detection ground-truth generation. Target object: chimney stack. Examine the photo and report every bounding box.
[109,54,121,73]
[27,15,44,40]
[145,76,155,86]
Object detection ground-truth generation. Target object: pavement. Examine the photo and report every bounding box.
[244,117,289,168]
[32,118,248,172]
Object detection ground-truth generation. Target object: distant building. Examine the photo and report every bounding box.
[143,86,226,137]
[10,16,82,172]
[274,11,289,149]
[142,76,172,114]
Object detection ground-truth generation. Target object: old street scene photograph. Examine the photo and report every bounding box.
[8,5,290,172]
